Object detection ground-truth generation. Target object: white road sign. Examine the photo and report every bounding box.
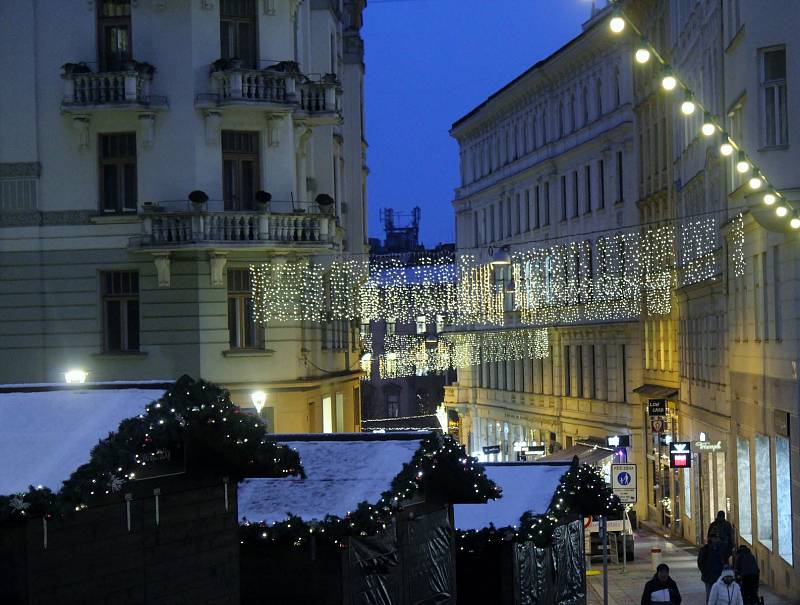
[611,463,637,503]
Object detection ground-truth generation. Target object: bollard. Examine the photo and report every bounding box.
[650,547,662,570]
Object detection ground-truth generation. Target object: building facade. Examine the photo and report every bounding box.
[447,6,649,512]
[0,0,368,433]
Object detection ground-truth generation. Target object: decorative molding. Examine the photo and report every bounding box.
[204,111,222,145]
[209,252,228,287]
[265,114,283,147]
[153,253,171,288]
[138,113,157,147]
[288,0,302,20]
[0,162,41,178]
[72,115,91,150]
[0,210,97,227]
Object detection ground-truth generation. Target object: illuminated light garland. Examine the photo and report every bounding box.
[679,217,718,286]
[329,258,369,320]
[438,328,550,371]
[729,212,746,278]
[251,260,325,322]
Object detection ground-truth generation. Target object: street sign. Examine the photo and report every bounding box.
[648,399,666,416]
[611,463,637,503]
[587,519,625,533]
[669,441,692,468]
[651,418,665,433]
[482,444,501,454]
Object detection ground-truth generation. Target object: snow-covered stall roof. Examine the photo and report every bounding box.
[0,385,166,494]
[238,433,426,525]
[454,462,570,531]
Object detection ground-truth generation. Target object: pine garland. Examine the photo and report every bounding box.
[1,375,302,523]
[240,433,501,548]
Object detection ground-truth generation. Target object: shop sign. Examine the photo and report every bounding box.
[694,440,725,452]
[669,442,692,468]
[648,398,666,416]
[651,418,665,433]
[482,444,501,454]
[606,435,631,448]
[526,445,546,455]
[611,464,637,503]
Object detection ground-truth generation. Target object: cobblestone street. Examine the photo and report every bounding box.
[587,528,800,605]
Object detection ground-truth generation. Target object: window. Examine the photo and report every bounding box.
[322,396,333,432]
[515,193,521,234]
[613,67,621,107]
[386,393,399,418]
[558,102,564,138]
[761,47,787,147]
[386,319,396,336]
[541,108,547,144]
[563,345,571,396]
[97,0,132,71]
[102,271,139,352]
[590,344,596,399]
[584,165,592,214]
[572,171,579,217]
[534,186,540,229]
[524,190,530,232]
[737,436,752,542]
[222,131,260,210]
[773,245,782,339]
[561,175,567,220]
[220,0,258,69]
[416,315,426,334]
[335,392,345,432]
[569,95,576,132]
[505,199,512,237]
[576,345,584,397]
[543,182,550,225]
[753,253,765,340]
[595,79,603,117]
[616,150,624,203]
[776,435,793,563]
[581,86,588,126]
[599,160,605,209]
[99,133,137,213]
[227,269,263,349]
[755,434,772,550]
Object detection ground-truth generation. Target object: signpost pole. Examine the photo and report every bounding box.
[600,515,609,605]
[622,512,627,573]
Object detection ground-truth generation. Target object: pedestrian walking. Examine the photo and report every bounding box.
[733,544,760,605]
[641,563,682,604]
[698,534,728,600]
[708,511,735,560]
[707,567,744,605]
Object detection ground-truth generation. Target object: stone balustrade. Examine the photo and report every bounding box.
[62,70,153,106]
[137,209,336,247]
[209,67,339,112]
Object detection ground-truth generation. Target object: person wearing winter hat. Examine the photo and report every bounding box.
[707,566,744,605]
[641,563,682,604]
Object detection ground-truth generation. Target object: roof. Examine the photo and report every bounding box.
[454,462,570,531]
[0,386,166,494]
[450,5,610,134]
[633,384,679,399]
[238,433,427,524]
[537,442,615,466]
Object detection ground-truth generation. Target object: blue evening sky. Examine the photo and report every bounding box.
[363,0,600,246]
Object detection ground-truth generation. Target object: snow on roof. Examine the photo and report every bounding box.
[454,462,570,531]
[238,436,424,524]
[0,387,164,494]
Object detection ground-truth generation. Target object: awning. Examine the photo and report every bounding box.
[633,384,678,399]
[537,442,616,466]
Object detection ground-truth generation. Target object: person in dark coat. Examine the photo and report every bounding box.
[698,534,727,600]
[708,511,735,559]
[641,563,682,605]
[734,544,760,604]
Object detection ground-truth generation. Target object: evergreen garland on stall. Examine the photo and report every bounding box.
[457,458,622,551]
[240,433,501,548]
[0,375,302,524]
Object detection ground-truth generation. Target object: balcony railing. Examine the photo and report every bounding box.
[134,208,337,248]
[62,69,166,108]
[205,66,340,113]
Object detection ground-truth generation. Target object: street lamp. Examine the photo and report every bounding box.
[488,246,511,267]
[65,369,87,384]
[250,390,267,415]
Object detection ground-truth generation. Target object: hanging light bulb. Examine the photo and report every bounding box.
[701,113,716,136]
[635,39,651,64]
[775,202,788,218]
[791,211,800,230]
[736,151,750,174]
[748,170,763,190]
[661,69,677,91]
[609,10,625,33]
[763,191,777,205]
[719,133,734,156]
[680,92,696,115]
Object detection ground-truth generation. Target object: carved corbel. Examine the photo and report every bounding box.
[209,252,228,287]
[265,114,283,147]
[153,253,171,288]
[72,116,91,150]
[295,126,313,158]
[204,111,222,145]
[138,113,156,147]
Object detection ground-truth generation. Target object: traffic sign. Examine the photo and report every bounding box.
[611,463,637,503]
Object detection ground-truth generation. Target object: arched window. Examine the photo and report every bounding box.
[520,120,527,155]
[614,66,621,108]
[582,86,589,125]
[530,112,537,150]
[570,94,576,132]
[596,79,603,117]
[558,101,565,137]
[541,108,547,144]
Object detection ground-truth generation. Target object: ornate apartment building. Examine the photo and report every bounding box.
[0,0,368,433]
[447,6,648,510]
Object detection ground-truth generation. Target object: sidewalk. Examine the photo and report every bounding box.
[586,528,800,605]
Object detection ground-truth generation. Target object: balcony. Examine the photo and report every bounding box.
[130,202,339,253]
[197,61,340,120]
[61,62,167,113]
